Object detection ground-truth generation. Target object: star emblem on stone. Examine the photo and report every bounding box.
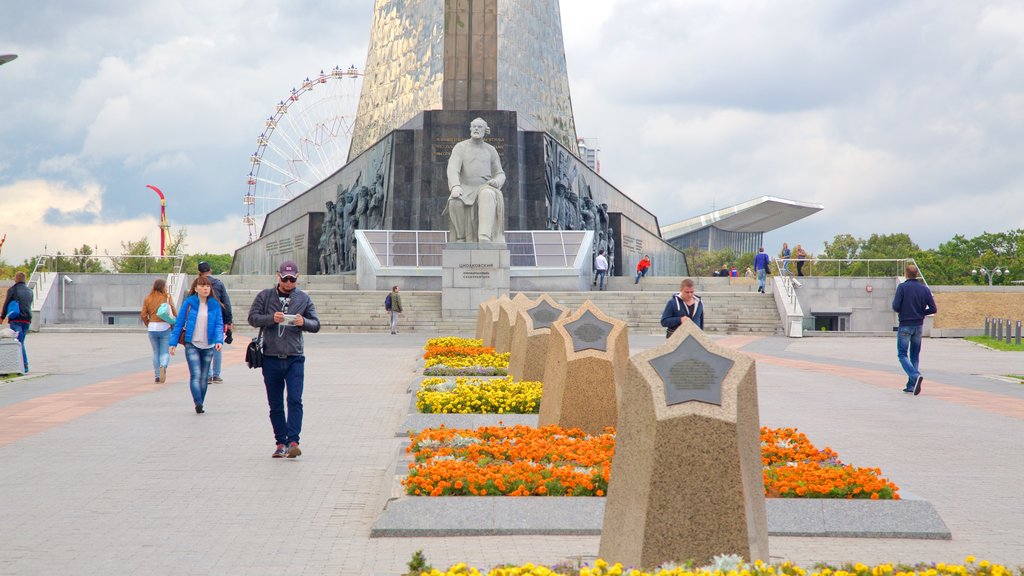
[649,335,734,406]
[527,300,562,330]
[564,310,612,352]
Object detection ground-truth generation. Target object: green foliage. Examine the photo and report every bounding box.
[965,336,1024,352]
[405,550,432,576]
[683,247,752,277]
[182,253,234,275]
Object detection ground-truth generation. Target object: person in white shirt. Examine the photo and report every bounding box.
[594,249,609,290]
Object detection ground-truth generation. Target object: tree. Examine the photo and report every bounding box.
[110,238,155,273]
[72,244,105,272]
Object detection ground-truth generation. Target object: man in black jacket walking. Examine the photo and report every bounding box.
[892,264,937,395]
[247,261,320,458]
[2,271,34,373]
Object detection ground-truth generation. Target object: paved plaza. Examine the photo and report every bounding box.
[1,330,1022,575]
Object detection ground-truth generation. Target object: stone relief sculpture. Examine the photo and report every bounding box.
[544,136,616,274]
[315,140,393,273]
[445,118,506,243]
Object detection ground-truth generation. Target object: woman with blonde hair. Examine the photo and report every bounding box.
[170,276,225,413]
[141,278,177,383]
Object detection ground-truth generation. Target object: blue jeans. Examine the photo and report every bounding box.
[184,344,214,405]
[211,347,222,378]
[10,322,29,372]
[594,270,606,290]
[147,329,171,378]
[262,355,305,445]
[896,325,923,386]
[635,269,647,284]
[757,268,767,292]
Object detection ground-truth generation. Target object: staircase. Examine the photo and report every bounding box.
[220,275,781,336]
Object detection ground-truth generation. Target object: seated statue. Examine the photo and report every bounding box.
[445,117,506,243]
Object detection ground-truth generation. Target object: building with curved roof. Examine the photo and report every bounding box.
[661,196,823,254]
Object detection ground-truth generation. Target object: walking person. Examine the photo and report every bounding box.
[754,247,770,293]
[385,285,403,334]
[892,264,937,396]
[247,261,321,458]
[197,261,232,383]
[2,271,33,373]
[141,278,177,383]
[795,244,808,276]
[634,255,651,284]
[661,278,704,337]
[779,242,791,276]
[170,276,225,414]
[594,249,608,290]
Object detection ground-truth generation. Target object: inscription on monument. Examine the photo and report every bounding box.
[650,336,733,406]
[433,136,506,161]
[565,310,612,353]
[458,263,495,280]
[527,300,562,330]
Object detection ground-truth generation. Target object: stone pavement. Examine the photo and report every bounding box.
[0,331,1022,575]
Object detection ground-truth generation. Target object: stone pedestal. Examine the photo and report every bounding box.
[508,294,570,382]
[538,300,628,436]
[482,294,512,347]
[599,321,768,569]
[0,339,25,374]
[493,293,532,354]
[442,243,510,323]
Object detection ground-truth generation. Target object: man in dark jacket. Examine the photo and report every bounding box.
[198,261,232,383]
[661,278,704,337]
[248,261,320,458]
[2,271,34,373]
[892,264,937,395]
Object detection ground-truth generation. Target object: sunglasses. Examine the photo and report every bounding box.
[280,275,298,283]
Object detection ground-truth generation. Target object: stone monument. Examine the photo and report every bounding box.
[481,294,511,348]
[538,300,628,436]
[493,293,531,354]
[475,296,498,341]
[0,339,25,375]
[445,118,506,244]
[599,320,768,569]
[508,294,570,382]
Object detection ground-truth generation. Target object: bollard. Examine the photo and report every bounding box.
[1016,320,1021,346]
[997,319,1003,341]
[1006,319,1012,345]
[984,316,990,337]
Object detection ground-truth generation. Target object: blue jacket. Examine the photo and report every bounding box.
[661,293,704,336]
[754,252,770,271]
[171,294,225,347]
[892,279,937,327]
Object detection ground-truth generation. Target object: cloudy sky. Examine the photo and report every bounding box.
[2,0,1022,266]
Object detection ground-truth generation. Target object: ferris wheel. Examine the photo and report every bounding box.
[243,65,364,242]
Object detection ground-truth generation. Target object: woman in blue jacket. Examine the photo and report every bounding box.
[170,275,225,413]
[661,278,704,337]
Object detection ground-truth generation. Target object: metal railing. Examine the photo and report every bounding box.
[771,257,926,283]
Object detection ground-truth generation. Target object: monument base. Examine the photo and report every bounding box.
[442,243,510,319]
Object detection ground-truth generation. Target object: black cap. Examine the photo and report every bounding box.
[197,261,212,273]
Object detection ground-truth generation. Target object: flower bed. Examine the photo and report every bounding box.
[404,425,899,499]
[418,556,1013,576]
[423,352,511,376]
[426,337,484,349]
[417,376,543,414]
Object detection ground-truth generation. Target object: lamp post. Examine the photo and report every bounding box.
[972,266,1010,286]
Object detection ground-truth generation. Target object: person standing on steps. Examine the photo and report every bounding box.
[197,261,232,384]
[892,264,937,396]
[248,261,321,459]
[661,278,704,337]
[385,285,403,334]
[594,249,608,290]
[635,255,651,285]
[779,242,791,276]
[754,247,770,293]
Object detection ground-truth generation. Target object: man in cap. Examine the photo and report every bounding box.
[247,261,320,458]
[198,261,232,383]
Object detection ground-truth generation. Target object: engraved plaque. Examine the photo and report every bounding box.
[527,300,562,330]
[565,310,612,352]
[649,336,733,406]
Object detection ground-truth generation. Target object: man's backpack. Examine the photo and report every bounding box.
[6,299,19,320]
[384,293,392,310]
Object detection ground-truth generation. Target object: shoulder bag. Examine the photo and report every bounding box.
[245,287,272,369]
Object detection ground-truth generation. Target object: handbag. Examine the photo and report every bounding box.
[245,330,264,369]
[156,302,175,323]
[177,301,190,346]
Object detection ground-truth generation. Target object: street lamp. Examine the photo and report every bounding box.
[972,266,1010,286]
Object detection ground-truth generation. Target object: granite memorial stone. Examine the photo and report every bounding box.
[538,301,628,436]
[482,294,512,348]
[475,296,498,341]
[508,294,570,383]
[599,320,768,569]
[494,293,531,354]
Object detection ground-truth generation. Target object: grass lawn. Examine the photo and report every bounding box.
[965,335,1024,351]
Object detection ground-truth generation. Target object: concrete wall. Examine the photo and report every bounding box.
[39,273,180,326]
[792,276,900,333]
